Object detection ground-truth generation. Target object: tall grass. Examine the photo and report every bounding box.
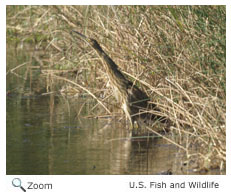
[7,5,226,173]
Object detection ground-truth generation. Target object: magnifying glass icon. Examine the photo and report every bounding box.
[12,178,26,192]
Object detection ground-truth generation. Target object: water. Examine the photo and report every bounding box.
[7,93,181,175]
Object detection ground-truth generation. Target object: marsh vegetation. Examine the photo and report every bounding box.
[7,5,226,174]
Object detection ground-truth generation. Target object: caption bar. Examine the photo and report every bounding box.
[129,181,219,189]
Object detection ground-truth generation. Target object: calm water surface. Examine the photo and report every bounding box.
[7,93,182,174]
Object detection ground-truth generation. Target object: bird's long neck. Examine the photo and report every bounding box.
[90,39,128,86]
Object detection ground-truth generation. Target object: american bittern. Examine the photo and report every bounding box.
[72,30,165,129]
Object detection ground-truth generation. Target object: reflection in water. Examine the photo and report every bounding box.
[7,93,183,175]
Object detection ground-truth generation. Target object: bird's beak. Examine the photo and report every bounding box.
[72,30,88,40]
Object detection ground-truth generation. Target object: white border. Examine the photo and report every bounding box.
[2,0,230,5]
[1,0,6,183]
[1,1,230,195]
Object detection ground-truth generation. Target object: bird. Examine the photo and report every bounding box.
[72,30,166,130]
